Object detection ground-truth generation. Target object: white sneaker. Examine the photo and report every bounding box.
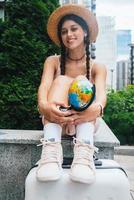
[36,138,63,182]
[70,138,96,184]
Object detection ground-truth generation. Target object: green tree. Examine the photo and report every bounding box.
[104,85,134,144]
[0,0,59,129]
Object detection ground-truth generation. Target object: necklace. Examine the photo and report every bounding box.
[67,53,85,61]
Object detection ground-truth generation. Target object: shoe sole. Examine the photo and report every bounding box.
[36,169,63,182]
[70,174,96,184]
[37,175,61,182]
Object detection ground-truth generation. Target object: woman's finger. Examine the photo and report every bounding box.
[71,114,80,120]
[62,116,74,124]
[74,118,86,125]
[53,101,68,108]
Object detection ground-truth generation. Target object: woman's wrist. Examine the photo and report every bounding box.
[38,101,47,115]
[95,102,104,117]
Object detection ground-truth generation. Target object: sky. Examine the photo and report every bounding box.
[96,0,134,31]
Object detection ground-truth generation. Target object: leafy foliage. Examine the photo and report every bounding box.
[104,85,134,144]
[0,0,59,129]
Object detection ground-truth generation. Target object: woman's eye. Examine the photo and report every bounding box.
[61,27,78,35]
[61,30,67,35]
[71,27,78,32]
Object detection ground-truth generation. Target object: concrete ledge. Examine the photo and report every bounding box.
[0,118,119,147]
[0,118,120,161]
[114,146,134,156]
[94,118,119,147]
[0,129,43,144]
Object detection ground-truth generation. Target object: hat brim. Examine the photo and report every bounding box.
[47,4,99,46]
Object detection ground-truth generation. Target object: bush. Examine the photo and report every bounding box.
[0,0,59,129]
[104,85,134,145]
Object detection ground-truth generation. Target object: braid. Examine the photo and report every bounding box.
[85,37,90,80]
[60,44,66,75]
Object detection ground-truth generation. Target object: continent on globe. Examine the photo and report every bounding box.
[68,79,95,111]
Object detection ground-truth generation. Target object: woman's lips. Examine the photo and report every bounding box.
[67,38,76,43]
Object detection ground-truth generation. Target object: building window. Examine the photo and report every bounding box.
[72,0,78,3]
[62,0,69,4]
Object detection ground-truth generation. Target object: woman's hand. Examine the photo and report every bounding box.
[38,101,74,125]
[71,102,101,125]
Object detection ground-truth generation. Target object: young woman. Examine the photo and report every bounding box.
[37,4,107,184]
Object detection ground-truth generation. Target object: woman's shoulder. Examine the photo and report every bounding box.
[44,55,60,69]
[45,55,60,63]
[92,60,107,72]
[43,55,60,74]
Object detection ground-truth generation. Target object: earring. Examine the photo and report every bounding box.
[84,35,87,43]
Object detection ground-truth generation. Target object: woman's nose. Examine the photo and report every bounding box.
[67,30,72,37]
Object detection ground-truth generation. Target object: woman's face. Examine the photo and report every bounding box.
[61,20,85,50]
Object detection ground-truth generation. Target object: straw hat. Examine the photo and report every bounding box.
[47,4,98,46]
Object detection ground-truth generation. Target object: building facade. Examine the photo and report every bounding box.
[116,30,132,88]
[117,30,131,60]
[116,60,130,90]
[95,16,117,89]
[60,0,93,8]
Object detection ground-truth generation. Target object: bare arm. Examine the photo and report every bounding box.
[38,56,74,124]
[38,56,56,113]
[94,62,107,108]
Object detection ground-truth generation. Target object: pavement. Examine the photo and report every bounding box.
[114,146,134,200]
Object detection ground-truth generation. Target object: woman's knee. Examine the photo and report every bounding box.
[74,75,88,81]
[53,75,73,86]
[48,75,73,104]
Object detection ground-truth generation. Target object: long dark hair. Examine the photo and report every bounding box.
[57,14,91,80]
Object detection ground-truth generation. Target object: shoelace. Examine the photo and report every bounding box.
[73,137,98,165]
[73,137,98,153]
[37,139,60,164]
[75,145,92,161]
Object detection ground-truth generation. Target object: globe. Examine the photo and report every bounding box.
[68,79,95,111]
